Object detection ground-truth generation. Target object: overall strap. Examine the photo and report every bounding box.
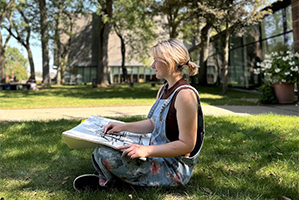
[147,84,168,118]
[159,85,199,118]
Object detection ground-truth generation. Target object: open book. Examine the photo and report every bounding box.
[62,115,152,152]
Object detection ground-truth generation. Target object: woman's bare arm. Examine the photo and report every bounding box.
[119,89,198,158]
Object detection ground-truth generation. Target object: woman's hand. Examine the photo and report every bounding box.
[103,122,125,134]
[118,144,149,159]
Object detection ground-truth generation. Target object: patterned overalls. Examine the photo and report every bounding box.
[91,84,205,186]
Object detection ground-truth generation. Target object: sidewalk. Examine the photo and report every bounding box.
[0,104,298,121]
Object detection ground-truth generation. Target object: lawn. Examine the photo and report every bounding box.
[0,83,261,109]
[1,115,298,200]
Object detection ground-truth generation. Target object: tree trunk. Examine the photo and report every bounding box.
[198,23,212,86]
[222,29,230,95]
[0,0,15,83]
[97,0,112,86]
[60,49,70,85]
[54,2,63,85]
[25,45,35,80]
[38,0,50,88]
[0,32,5,84]
[115,31,127,82]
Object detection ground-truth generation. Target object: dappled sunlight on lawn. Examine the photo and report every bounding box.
[0,115,298,199]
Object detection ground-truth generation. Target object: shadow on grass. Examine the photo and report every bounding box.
[1,115,298,199]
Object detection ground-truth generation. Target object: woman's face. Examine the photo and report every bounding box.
[151,58,169,79]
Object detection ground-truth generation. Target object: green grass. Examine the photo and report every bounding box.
[1,115,298,200]
[0,83,261,109]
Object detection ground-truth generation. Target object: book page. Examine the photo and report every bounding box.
[62,116,152,150]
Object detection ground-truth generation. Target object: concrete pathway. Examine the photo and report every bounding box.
[0,104,298,121]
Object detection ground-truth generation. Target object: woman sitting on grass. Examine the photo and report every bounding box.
[73,39,205,191]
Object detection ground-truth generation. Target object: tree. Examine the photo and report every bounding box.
[113,0,156,82]
[150,0,190,39]
[187,0,216,86]
[0,0,15,83]
[197,0,271,94]
[5,46,28,80]
[4,0,38,81]
[37,0,50,87]
[95,0,112,87]
[150,0,213,86]
[51,0,88,85]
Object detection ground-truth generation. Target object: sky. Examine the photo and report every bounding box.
[7,35,55,74]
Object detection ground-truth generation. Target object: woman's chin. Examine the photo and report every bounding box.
[155,74,162,79]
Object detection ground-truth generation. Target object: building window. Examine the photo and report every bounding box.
[243,25,260,45]
[286,5,292,31]
[229,48,244,87]
[261,10,284,39]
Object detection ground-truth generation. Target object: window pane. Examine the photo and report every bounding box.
[77,68,84,83]
[262,35,284,57]
[84,67,90,83]
[230,36,242,49]
[261,10,283,39]
[244,43,262,88]
[286,5,292,31]
[286,32,294,46]
[207,54,222,85]
[190,49,200,66]
[243,25,260,45]
[229,48,244,87]
[91,67,96,83]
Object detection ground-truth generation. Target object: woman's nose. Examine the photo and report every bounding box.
[151,62,155,69]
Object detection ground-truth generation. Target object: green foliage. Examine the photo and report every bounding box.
[112,0,157,62]
[5,46,28,81]
[256,46,299,84]
[1,115,298,199]
[258,82,278,104]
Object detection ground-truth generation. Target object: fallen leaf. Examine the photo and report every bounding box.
[128,194,133,199]
[221,194,227,198]
[277,152,283,156]
[207,176,213,179]
[280,196,291,200]
[63,176,69,180]
[279,177,283,184]
[243,140,246,143]
[229,169,235,174]
[203,187,212,194]
[62,181,67,185]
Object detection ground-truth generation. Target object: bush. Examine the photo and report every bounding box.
[258,83,278,104]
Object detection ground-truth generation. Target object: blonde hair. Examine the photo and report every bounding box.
[150,39,198,76]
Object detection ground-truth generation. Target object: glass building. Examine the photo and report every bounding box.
[204,0,294,89]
